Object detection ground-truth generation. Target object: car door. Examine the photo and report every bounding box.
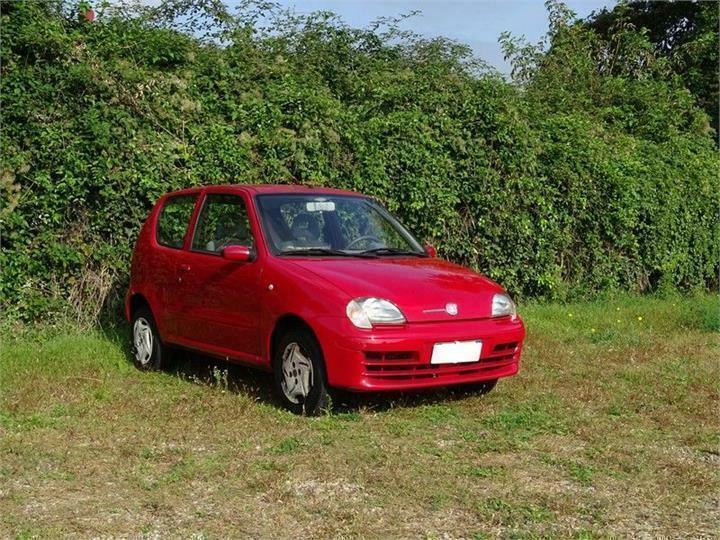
[172,191,262,363]
[152,192,200,340]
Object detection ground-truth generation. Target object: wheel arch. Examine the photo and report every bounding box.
[268,314,322,367]
[129,292,152,318]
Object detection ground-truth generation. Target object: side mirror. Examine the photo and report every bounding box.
[424,243,437,258]
[222,245,253,262]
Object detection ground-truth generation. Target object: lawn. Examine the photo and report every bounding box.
[1,295,718,538]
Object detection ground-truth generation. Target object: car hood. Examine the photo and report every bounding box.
[285,257,504,322]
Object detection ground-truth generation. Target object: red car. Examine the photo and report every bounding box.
[126,185,525,414]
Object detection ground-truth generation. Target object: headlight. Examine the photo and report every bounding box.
[346,297,406,328]
[492,293,517,319]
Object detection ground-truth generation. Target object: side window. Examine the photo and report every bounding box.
[191,194,255,253]
[156,195,197,249]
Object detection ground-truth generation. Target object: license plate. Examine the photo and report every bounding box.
[431,340,483,364]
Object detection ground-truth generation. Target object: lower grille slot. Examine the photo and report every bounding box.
[363,354,517,378]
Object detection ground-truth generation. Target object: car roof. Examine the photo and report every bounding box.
[164,184,366,198]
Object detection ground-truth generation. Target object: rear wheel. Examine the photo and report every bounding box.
[131,306,167,371]
[273,327,330,416]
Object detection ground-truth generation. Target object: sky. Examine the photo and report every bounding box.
[257,0,616,73]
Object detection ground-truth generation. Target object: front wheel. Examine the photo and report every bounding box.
[131,306,167,371]
[273,327,330,415]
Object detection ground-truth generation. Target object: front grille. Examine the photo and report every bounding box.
[364,351,417,363]
[493,341,518,352]
[362,343,518,381]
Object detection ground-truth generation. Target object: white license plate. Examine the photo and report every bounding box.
[431,340,483,364]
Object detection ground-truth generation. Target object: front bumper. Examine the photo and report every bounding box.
[318,316,525,392]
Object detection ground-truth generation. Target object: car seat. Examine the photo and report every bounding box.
[290,213,322,244]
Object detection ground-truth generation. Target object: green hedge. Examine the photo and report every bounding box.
[1,1,718,322]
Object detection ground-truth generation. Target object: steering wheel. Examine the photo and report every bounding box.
[346,235,382,250]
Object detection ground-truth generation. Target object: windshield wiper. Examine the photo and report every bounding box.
[359,247,427,257]
[279,248,376,258]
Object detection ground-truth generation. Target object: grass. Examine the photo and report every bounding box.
[1,293,718,537]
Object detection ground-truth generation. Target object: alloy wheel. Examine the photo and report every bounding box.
[133,317,153,366]
[280,342,314,404]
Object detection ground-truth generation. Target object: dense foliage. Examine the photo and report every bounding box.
[587,0,719,135]
[1,0,718,322]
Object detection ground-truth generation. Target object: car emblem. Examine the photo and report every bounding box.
[445,303,458,316]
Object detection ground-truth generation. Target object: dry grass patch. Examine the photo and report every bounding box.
[1,294,718,537]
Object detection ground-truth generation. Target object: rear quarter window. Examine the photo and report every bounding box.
[156,194,197,248]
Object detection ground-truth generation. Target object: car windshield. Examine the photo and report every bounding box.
[255,194,425,256]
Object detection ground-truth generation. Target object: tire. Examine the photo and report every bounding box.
[131,305,167,371]
[273,327,330,416]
